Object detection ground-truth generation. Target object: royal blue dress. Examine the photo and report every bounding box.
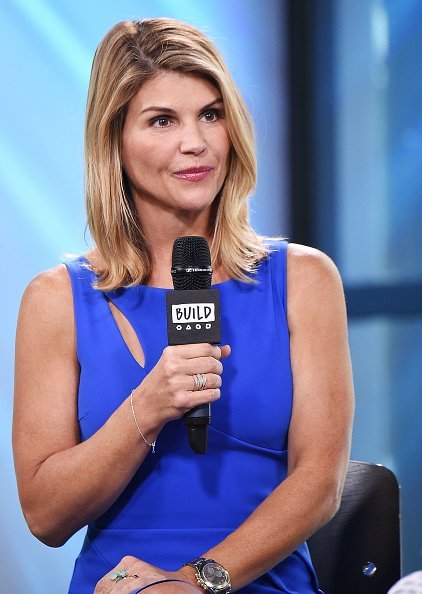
[65,239,323,594]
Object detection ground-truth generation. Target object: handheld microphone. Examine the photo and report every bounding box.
[166,236,221,454]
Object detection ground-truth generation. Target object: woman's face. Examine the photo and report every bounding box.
[122,71,231,216]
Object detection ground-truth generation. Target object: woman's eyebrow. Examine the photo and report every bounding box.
[140,97,223,116]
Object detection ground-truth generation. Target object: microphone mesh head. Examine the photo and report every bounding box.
[387,571,422,593]
[171,236,212,290]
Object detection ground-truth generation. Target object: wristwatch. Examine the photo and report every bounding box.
[183,557,231,594]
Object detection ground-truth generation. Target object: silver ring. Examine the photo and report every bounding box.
[193,373,207,391]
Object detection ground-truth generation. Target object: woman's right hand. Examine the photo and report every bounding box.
[132,343,231,440]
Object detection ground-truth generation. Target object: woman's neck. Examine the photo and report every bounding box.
[146,234,231,289]
[87,199,229,288]
[136,199,220,288]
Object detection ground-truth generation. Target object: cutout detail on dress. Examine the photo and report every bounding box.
[107,299,145,368]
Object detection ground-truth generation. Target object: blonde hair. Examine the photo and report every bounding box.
[85,17,278,290]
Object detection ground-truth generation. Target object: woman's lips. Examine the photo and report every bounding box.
[174,168,213,181]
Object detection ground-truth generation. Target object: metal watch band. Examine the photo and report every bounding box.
[183,557,231,594]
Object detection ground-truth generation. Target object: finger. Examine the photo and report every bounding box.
[104,557,142,591]
[166,343,222,360]
[182,356,223,376]
[187,373,222,392]
[115,576,144,592]
[180,388,221,410]
[195,388,221,400]
[192,388,221,404]
[95,562,129,593]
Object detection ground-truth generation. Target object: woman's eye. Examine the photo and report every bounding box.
[202,109,223,122]
[150,109,223,128]
[150,116,172,128]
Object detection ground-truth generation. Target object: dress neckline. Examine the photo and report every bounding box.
[133,278,237,291]
[79,255,237,291]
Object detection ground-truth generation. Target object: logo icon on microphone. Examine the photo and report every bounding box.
[172,303,215,331]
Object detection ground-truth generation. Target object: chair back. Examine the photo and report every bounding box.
[388,571,422,593]
[308,460,401,594]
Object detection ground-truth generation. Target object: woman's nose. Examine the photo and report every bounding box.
[179,122,207,155]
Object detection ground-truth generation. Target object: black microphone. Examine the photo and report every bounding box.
[166,236,221,454]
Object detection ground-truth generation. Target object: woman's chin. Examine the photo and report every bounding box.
[171,195,216,215]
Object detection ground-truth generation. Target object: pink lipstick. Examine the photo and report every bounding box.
[174,166,213,181]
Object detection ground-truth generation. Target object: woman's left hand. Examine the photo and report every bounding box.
[94,556,196,593]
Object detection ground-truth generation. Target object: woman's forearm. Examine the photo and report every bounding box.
[185,465,342,591]
[21,390,161,547]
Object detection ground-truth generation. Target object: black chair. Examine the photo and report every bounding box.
[308,460,401,594]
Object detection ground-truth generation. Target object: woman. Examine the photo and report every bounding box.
[13,17,354,594]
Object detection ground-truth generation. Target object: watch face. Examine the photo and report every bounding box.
[202,562,229,588]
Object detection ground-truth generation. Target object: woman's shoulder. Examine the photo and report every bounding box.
[23,264,72,304]
[21,248,102,313]
[22,246,100,308]
[263,237,339,275]
[286,242,346,327]
[18,264,75,346]
[286,242,341,281]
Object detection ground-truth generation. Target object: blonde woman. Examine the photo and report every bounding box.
[13,18,354,594]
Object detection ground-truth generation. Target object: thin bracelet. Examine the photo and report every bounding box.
[130,389,156,453]
[130,579,194,593]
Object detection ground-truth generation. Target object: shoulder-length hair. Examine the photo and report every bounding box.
[85,17,277,290]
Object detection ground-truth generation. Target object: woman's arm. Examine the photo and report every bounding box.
[13,265,227,547]
[178,243,355,590]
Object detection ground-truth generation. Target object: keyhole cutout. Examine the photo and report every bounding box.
[107,299,146,368]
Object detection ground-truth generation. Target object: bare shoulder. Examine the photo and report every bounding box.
[19,264,74,334]
[286,243,346,329]
[21,263,72,306]
[287,242,341,280]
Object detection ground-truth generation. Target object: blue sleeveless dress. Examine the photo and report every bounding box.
[65,239,323,594]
